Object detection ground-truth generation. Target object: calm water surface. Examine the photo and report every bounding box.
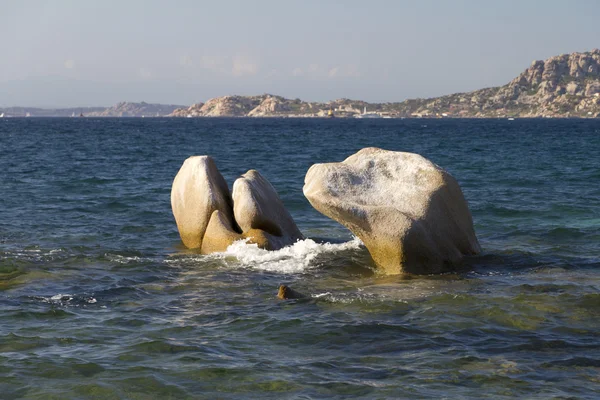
[0,118,599,399]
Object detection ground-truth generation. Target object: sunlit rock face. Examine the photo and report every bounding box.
[171,157,302,253]
[303,148,480,274]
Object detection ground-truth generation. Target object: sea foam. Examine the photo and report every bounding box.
[212,237,364,273]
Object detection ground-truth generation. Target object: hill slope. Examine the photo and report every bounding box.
[170,49,600,118]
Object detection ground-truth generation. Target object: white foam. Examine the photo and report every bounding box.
[49,294,73,302]
[212,237,363,273]
[106,254,144,264]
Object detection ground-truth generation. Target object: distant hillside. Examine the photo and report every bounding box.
[170,95,384,118]
[0,102,184,117]
[170,49,600,118]
[84,102,185,117]
[397,49,600,118]
[0,106,105,117]
[3,50,599,118]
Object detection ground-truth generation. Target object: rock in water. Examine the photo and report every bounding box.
[232,170,304,250]
[277,285,307,300]
[303,148,480,274]
[201,210,243,254]
[171,159,302,253]
[171,156,236,249]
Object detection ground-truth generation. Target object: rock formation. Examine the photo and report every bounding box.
[303,148,481,274]
[169,102,205,118]
[389,49,600,118]
[170,96,265,117]
[171,156,235,249]
[277,285,307,300]
[85,102,184,117]
[247,95,292,117]
[171,157,303,252]
[232,170,304,250]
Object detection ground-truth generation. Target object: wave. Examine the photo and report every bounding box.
[210,237,364,274]
[31,293,98,306]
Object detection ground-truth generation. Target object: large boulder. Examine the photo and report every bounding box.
[303,148,480,274]
[171,158,302,252]
[171,156,236,249]
[232,170,304,250]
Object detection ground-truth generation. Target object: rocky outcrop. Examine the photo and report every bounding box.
[171,157,302,252]
[171,156,235,249]
[198,96,263,117]
[86,102,184,117]
[169,94,372,118]
[247,95,292,117]
[303,148,481,274]
[402,49,600,118]
[170,102,205,117]
[170,96,266,117]
[277,285,307,300]
[232,170,304,250]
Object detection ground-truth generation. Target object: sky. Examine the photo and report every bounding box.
[1,0,599,107]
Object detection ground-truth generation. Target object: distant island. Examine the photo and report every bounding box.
[2,49,599,119]
[0,102,185,118]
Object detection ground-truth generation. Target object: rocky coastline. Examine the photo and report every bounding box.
[3,50,599,119]
[170,49,600,119]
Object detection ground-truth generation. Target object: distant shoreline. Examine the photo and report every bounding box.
[2,49,600,119]
[2,115,598,120]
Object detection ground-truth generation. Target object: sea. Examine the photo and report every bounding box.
[0,117,599,399]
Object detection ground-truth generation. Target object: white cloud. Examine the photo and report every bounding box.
[344,64,361,78]
[328,65,361,79]
[291,64,359,79]
[139,68,152,79]
[180,55,193,67]
[328,67,339,78]
[64,59,75,69]
[199,55,226,71]
[231,55,259,77]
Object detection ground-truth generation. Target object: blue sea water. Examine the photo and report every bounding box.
[0,117,599,399]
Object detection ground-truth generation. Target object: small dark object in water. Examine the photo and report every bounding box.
[277,285,307,300]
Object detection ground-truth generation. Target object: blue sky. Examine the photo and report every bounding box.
[1,0,598,107]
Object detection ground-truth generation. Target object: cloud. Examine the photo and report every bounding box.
[293,64,324,77]
[344,64,361,78]
[179,53,261,77]
[328,65,361,79]
[291,64,359,79]
[199,55,226,71]
[231,55,259,77]
[180,55,193,67]
[139,68,152,79]
[64,59,75,69]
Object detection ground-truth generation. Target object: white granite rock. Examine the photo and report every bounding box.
[303,148,480,274]
[233,170,304,250]
[171,156,235,249]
